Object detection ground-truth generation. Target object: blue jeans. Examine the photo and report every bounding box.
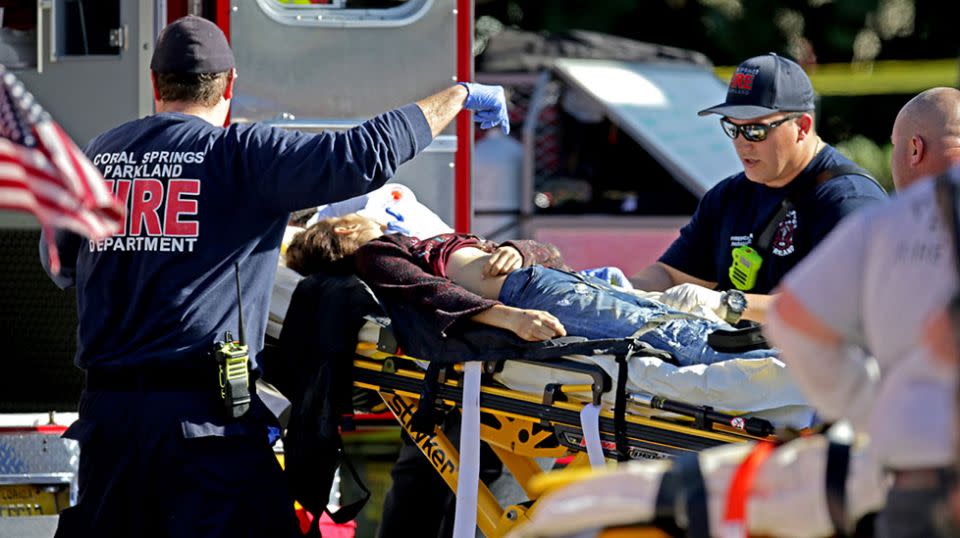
[499,266,775,367]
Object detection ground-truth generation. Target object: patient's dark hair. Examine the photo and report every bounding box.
[285,216,362,276]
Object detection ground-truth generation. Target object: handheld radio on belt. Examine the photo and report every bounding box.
[213,263,251,418]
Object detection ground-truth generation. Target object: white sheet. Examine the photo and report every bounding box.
[496,353,809,418]
[506,428,887,538]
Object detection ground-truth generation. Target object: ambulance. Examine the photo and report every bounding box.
[0,1,736,534]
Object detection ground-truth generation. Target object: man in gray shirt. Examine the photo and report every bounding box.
[766,87,960,537]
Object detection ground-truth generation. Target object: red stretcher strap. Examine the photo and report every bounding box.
[722,440,777,538]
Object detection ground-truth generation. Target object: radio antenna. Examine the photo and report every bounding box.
[234,262,245,346]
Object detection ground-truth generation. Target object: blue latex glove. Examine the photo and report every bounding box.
[458,82,510,134]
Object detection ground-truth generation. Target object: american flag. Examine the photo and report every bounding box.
[0,66,123,273]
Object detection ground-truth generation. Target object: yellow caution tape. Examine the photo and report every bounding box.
[716,58,959,96]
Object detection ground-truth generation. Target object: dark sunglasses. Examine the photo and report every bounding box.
[720,113,803,142]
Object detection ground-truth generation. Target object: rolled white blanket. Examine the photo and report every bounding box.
[508,431,888,538]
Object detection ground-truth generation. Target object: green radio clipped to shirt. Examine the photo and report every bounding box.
[729,245,763,291]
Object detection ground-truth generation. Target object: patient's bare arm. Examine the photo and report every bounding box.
[471,304,567,342]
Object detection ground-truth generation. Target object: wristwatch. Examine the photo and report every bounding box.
[717,290,748,325]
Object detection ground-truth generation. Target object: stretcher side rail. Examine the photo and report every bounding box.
[353,347,770,456]
[369,320,777,438]
[494,357,612,406]
[354,358,724,458]
[488,354,775,438]
[630,393,775,437]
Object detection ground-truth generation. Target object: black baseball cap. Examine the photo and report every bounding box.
[150,15,235,74]
[698,53,814,120]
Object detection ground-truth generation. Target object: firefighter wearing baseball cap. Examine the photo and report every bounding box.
[630,53,886,325]
[41,14,511,537]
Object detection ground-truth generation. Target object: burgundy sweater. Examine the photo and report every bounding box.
[353,233,567,333]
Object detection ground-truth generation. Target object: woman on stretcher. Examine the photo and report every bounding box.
[285,214,774,367]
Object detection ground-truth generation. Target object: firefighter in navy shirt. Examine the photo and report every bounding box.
[39,15,511,537]
[630,53,886,324]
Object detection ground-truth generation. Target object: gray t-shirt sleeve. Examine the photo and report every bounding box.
[781,209,871,342]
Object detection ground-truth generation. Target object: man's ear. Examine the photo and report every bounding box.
[150,71,161,102]
[224,68,237,100]
[796,113,813,141]
[911,134,925,165]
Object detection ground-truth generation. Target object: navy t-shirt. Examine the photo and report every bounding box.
[40,104,432,371]
[659,144,887,294]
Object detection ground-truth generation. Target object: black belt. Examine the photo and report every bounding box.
[85,366,218,392]
[707,322,769,353]
[825,438,852,536]
[891,467,956,491]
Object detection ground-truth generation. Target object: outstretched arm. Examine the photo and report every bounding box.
[243,82,510,214]
[416,85,468,138]
[471,304,566,342]
[416,82,510,138]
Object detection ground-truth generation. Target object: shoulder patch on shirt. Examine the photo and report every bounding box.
[771,209,798,256]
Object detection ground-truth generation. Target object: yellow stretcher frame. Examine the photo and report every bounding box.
[352,342,772,538]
